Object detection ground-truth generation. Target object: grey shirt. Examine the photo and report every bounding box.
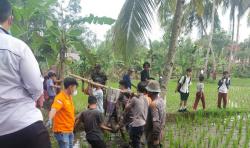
[146,96,166,141]
[79,109,104,140]
[0,29,43,136]
[46,78,56,97]
[126,94,149,127]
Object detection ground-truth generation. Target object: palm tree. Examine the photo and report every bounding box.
[111,0,182,98]
[223,0,250,71]
[222,0,238,71]
[180,0,221,79]
[160,0,186,97]
[204,0,217,80]
[236,0,250,43]
[112,0,207,98]
[112,0,157,64]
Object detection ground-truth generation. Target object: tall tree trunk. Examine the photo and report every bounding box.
[234,13,241,72]
[204,0,216,79]
[236,13,240,43]
[58,46,66,81]
[228,50,233,72]
[228,10,236,72]
[160,0,185,98]
[58,4,66,82]
[232,12,235,41]
[204,47,210,79]
[58,32,66,82]
[211,45,216,80]
[148,39,154,66]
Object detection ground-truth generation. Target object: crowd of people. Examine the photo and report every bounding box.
[41,63,166,148]
[0,1,231,148]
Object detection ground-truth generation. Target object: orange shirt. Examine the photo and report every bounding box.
[145,94,152,105]
[51,91,75,133]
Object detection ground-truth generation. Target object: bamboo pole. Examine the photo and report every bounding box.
[69,73,138,96]
[69,73,120,91]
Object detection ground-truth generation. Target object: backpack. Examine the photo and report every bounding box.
[218,78,231,90]
[177,76,191,93]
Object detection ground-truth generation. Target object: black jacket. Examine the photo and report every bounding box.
[218,78,231,89]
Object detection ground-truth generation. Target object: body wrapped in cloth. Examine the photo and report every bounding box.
[105,88,133,140]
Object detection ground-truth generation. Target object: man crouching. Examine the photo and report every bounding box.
[75,96,114,148]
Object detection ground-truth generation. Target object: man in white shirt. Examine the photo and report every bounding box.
[217,71,231,108]
[176,68,192,112]
[84,78,104,113]
[0,0,51,147]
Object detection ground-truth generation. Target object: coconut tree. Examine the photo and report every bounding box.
[112,0,157,64]
[180,0,222,79]
[204,0,217,79]
[222,0,238,41]
[160,0,186,97]
[223,0,250,71]
[236,0,250,43]
[222,0,239,71]
[112,0,207,98]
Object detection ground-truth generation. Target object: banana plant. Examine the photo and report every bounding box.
[10,0,115,79]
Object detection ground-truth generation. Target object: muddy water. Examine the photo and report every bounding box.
[73,113,250,148]
[73,131,130,148]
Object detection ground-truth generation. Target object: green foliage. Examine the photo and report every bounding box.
[212,29,231,57]
[74,14,116,25]
[10,0,56,40]
[112,0,157,64]
[10,0,115,73]
[176,38,203,74]
[9,0,57,70]
[147,40,167,76]
[233,36,250,77]
[69,53,95,77]
[10,0,250,79]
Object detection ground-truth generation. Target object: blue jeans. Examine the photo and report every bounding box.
[54,133,74,148]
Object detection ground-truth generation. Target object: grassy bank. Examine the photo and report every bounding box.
[73,78,250,113]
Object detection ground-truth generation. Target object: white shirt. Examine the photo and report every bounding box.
[219,79,230,93]
[179,76,191,93]
[197,82,204,92]
[92,88,104,113]
[0,28,44,136]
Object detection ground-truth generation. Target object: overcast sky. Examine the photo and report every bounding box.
[80,0,250,42]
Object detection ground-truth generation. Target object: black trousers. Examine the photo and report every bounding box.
[87,139,106,148]
[0,121,51,148]
[129,126,144,148]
